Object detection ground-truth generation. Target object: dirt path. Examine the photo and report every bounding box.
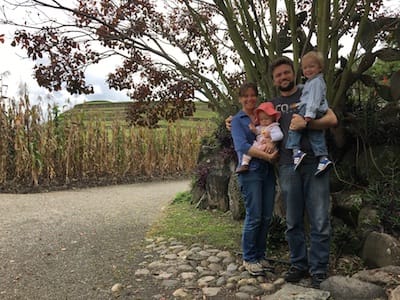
[0,180,190,300]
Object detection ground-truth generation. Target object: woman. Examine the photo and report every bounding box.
[231,82,278,276]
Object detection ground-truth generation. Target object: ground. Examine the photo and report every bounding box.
[0,180,190,299]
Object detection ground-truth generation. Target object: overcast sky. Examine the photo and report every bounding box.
[0,0,397,111]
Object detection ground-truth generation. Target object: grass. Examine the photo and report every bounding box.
[148,191,243,252]
[65,100,218,129]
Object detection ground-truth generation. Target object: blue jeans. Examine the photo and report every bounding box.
[238,164,275,262]
[279,163,331,275]
[286,104,328,157]
[286,129,328,157]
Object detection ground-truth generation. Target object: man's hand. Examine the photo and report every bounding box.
[225,115,233,131]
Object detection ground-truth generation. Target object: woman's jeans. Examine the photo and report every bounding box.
[279,162,331,275]
[238,164,275,262]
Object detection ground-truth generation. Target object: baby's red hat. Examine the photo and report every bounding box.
[254,102,281,121]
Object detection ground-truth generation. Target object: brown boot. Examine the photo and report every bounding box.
[236,165,249,173]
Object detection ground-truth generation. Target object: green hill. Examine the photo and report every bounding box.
[63,100,217,127]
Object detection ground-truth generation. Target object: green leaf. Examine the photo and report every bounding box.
[359,20,377,52]
[277,26,291,53]
[357,53,376,74]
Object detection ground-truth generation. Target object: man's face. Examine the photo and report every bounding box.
[272,64,295,92]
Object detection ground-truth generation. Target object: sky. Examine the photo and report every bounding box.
[0,0,397,111]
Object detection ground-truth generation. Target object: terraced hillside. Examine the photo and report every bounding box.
[64,100,217,128]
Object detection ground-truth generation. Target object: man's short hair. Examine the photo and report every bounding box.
[270,57,295,75]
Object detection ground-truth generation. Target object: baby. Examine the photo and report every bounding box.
[236,102,283,173]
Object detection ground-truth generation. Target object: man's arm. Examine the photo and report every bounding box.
[290,108,337,131]
[225,115,233,131]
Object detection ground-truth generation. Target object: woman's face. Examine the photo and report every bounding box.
[239,88,257,111]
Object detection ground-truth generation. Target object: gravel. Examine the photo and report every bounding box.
[0,180,190,300]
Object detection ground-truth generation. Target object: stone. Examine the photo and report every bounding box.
[161,279,179,288]
[207,255,221,263]
[134,268,150,276]
[227,263,238,272]
[265,283,330,300]
[202,287,221,297]
[320,275,386,300]
[180,272,197,280]
[239,285,263,296]
[208,263,223,272]
[164,254,178,260]
[111,283,123,293]
[362,231,400,267]
[197,275,215,287]
[390,285,400,300]
[177,264,194,272]
[353,266,400,286]
[235,292,251,299]
[217,251,232,258]
[259,282,275,293]
[172,288,189,298]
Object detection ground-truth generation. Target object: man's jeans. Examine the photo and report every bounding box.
[279,163,331,274]
[238,164,275,262]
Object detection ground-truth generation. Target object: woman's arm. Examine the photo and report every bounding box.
[290,108,338,131]
[247,146,278,163]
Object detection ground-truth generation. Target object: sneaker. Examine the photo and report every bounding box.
[293,150,306,171]
[311,273,327,289]
[243,261,264,276]
[314,157,333,176]
[258,258,275,273]
[236,165,249,173]
[284,265,309,283]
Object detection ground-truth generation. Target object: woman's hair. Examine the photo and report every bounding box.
[301,51,324,69]
[238,82,258,97]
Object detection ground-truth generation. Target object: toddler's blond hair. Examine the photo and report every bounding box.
[301,51,324,69]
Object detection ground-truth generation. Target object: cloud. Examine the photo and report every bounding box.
[0,21,130,111]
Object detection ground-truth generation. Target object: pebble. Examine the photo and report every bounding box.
[134,237,319,299]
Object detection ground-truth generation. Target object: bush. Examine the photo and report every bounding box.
[362,164,400,237]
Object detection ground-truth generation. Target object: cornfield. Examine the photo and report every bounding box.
[0,97,211,190]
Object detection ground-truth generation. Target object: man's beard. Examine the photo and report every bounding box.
[278,81,295,92]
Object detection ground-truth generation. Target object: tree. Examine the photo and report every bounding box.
[1,0,400,125]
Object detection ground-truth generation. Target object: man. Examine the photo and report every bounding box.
[226,56,337,288]
[269,56,336,289]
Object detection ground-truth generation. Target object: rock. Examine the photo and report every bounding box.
[389,285,400,300]
[172,288,189,298]
[202,287,221,297]
[353,266,400,287]
[264,283,330,300]
[362,231,400,267]
[134,268,150,276]
[111,283,123,293]
[358,206,381,236]
[320,275,386,300]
